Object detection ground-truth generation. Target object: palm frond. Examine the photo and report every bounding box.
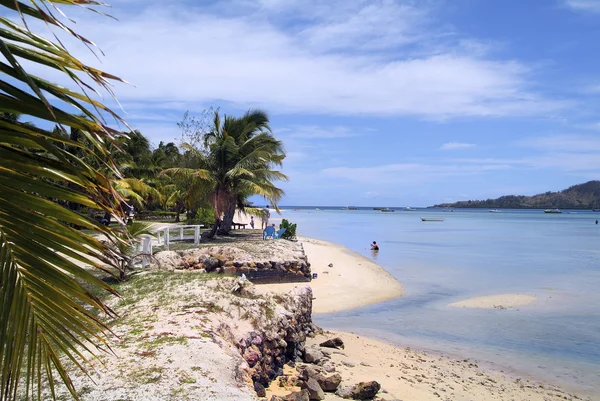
[1,1,130,400]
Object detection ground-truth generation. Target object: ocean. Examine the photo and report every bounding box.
[276,207,600,395]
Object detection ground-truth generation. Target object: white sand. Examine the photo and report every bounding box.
[449,294,536,309]
[255,237,404,314]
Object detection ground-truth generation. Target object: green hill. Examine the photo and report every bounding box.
[433,181,600,209]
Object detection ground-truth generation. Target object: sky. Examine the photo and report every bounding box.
[11,0,600,206]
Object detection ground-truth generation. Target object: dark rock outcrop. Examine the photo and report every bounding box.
[317,373,342,392]
[319,337,344,349]
[237,286,315,389]
[352,381,381,400]
[254,381,266,397]
[300,377,325,400]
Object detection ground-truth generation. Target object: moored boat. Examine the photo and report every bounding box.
[421,217,444,222]
[544,209,561,214]
[489,209,501,213]
[381,208,395,212]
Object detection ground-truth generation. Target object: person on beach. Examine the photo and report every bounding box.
[250,216,255,229]
[261,206,270,229]
[371,241,379,251]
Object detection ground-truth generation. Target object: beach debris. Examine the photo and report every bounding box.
[342,360,356,368]
[328,263,333,267]
[300,377,325,400]
[319,337,345,349]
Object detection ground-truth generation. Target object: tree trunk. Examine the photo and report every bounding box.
[217,202,236,235]
[203,218,220,239]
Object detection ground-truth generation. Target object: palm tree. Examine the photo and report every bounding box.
[164,110,287,238]
[1,1,129,399]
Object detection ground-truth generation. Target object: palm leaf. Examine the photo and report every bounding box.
[1,1,130,400]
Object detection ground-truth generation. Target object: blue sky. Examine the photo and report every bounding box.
[19,0,600,206]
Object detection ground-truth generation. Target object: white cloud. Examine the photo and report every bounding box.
[440,142,476,150]
[564,0,600,13]
[322,162,513,185]
[279,125,358,139]
[22,0,565,120]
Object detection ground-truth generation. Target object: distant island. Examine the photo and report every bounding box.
[433,180,600,209]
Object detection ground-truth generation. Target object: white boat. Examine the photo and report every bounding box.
[405,206,417,211]
[489,209,501,213]
[343,206,358,210]
[421,217,444,222]
[544,209,561,214]
[315,208,321,211]
[381,208,395,212]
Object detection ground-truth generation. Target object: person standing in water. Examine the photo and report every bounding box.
[370,241,379,251]
[261,206,270,229]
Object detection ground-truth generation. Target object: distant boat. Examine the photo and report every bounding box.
[315,208,321,211]
[373,207,385,210]
[343,206,358,210]
[489,209,501,213]
[381,208,395,212]
[544,209,562,214]
[421,217,444,222]
[443,209,454,212]
[405,206,417,211]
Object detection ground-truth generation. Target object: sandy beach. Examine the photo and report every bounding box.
[255,237,404,313]
[267,330,587,401]
[449,294,537,309]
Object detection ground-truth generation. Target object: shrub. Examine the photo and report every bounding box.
[279,219,297,240]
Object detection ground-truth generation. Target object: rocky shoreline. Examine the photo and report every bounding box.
[154,239,312,283]
[54,234,593,401]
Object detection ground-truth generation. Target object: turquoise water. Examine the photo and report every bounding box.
[278,208,600,395]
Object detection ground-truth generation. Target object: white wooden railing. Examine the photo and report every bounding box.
[155,225,205,250]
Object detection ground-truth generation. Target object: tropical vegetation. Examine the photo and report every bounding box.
[0,1,129,399]
[1,1,287,399]
[434,181,600,209]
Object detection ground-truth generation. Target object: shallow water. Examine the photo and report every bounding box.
[279,207,600,395]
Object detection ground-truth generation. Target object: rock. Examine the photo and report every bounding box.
[335,385,354,399]
[301,377,325,400]
[254,381,267,397]
[322,362,337,373]
[351,381,381,400]
[304,347,324,364]
[204,256,220,272]
[317,373,342,392]
[360,362,372,367]
[319,337,344,349]
[283,389,310,401]
[342,360,356,368]
[296,365,321,382]
[244,346,261,367]
[270,397,285,401]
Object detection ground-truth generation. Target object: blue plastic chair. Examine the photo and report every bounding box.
[263,225,276,240]
[275,228,286,239]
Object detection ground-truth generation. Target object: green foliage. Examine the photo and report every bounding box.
[187,207,215,226]
[435,180,600,209]
[0,1,129,399]
[279,219,297,240]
